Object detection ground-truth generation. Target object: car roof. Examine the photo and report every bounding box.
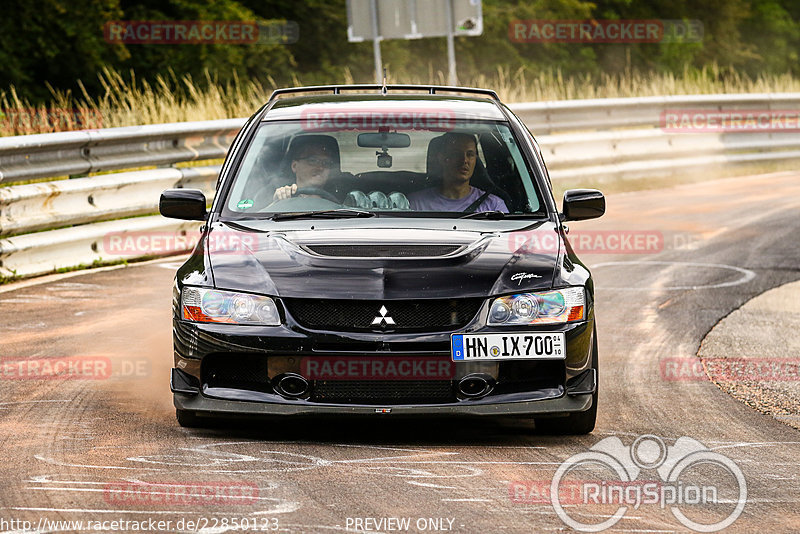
[262,87,508,122]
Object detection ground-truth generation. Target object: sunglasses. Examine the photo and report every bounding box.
[297,156,336,168]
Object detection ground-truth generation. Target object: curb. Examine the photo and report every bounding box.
[698,280,800,430]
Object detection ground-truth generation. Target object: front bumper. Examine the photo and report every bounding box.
[170,309,596,417]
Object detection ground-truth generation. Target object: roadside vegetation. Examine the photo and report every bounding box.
[2,65,800,136]
[2,0,800,135]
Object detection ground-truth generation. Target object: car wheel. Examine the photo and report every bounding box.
[535,326,598,435]
[175,409,203,428]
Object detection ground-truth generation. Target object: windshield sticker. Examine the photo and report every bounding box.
[237,199,254,210]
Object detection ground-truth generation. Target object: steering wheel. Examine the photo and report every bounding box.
[294,186,339,203]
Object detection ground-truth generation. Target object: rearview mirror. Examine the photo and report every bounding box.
[562,189,605,221]
[159,189,207,221]
[357,132,411,148]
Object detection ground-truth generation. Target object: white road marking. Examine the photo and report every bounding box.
[708,441,800,451]
[196,527,235,534]
[34,455,160,471]
[0,400,72,411]
[156,262,185,270]
[45,282,102,290]
[27,476,107,485]
[251,501,302,514]
[354,460,563,465]
[284,526,385,534]
[335,452,460,464]
[27,486,284,502]
[406,481,460,489]
[441,498,493,502]
[353,465,484,478]
[590,260,756,290]
[0,400,71,405]
[0,321,48,330]
[0,507,233,514]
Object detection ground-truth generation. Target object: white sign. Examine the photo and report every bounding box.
[347,0,482,42]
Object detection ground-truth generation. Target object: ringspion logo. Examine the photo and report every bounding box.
[545,434,746,532]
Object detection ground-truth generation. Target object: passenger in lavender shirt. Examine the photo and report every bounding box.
[409,133,508,213]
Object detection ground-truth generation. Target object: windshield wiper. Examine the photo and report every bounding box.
[270,208,376,221]
[458,211,549,220]
[459,210,506,219]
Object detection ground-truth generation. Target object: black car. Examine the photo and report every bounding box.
[160,84,605,434]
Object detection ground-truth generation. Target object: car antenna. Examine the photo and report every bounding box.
[381,68,387,95]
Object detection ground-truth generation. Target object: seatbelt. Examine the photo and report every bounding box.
[464,191,491,213]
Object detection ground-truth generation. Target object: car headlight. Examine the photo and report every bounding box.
[181,287,280,325]
[488,287,584,325]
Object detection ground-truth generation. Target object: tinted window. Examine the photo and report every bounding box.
[222,119,544,218]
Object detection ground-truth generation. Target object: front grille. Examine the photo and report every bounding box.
[304,244,462,257]
[284,299,483,331]
[311,380,454,404]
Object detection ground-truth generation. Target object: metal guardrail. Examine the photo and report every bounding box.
[512,92,800,133]
[0,119,244,183]
[1,93,799,279]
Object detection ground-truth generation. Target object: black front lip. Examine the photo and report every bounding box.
[196,382,565,406]
[173,380,594,417]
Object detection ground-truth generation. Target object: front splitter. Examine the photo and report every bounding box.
[174,391,592,417]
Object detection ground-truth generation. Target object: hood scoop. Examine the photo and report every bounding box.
[303,244,464,258]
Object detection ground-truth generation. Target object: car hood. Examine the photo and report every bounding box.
[205,221,563,299]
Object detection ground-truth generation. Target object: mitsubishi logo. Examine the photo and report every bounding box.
[371,305,395,327]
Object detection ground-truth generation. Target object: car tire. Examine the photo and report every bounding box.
[535,326,598,435]
[175,409,203,428]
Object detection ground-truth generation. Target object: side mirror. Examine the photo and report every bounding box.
[159,189,207,221]
[562,189,605,221]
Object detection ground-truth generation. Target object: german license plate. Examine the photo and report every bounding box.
[451,333,565,361]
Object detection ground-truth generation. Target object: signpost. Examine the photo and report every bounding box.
[346,0,483,85]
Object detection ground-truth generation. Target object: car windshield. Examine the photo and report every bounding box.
[221,118,544,219]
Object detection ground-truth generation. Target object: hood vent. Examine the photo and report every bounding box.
[303,244,463,257]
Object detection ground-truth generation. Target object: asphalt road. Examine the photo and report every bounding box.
[1,171,799,533]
